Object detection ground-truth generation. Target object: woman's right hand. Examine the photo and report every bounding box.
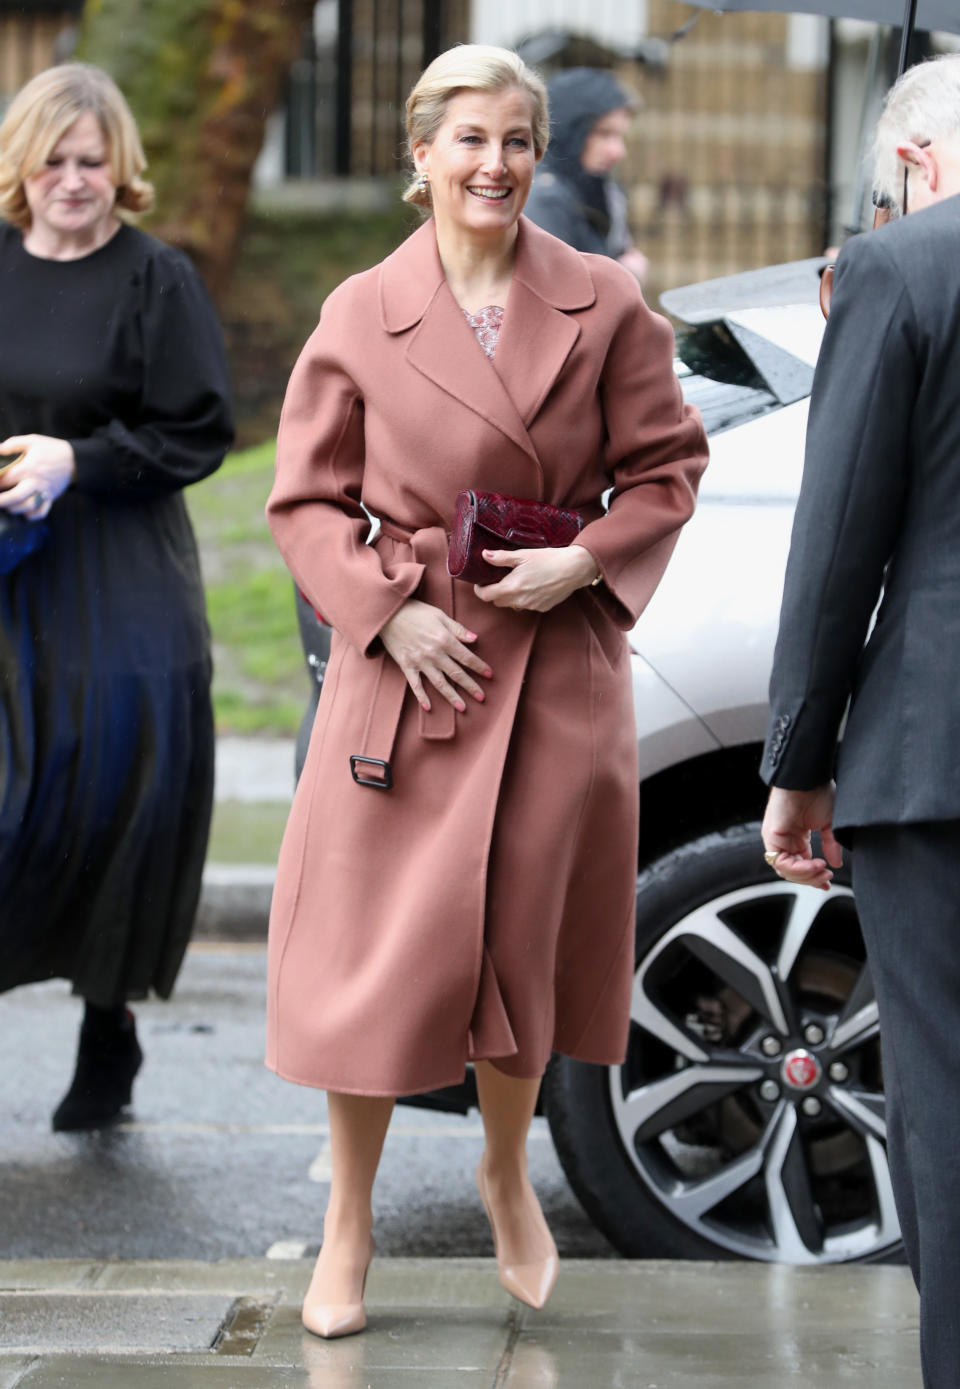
[380,599,492,713]
[0,434,76,520]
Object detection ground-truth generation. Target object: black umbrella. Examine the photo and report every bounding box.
[678,0,955,74]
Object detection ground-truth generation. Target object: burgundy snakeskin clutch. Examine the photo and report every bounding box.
[447,490,584,586]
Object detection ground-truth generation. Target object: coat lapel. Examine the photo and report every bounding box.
[493,219,594,436]
[379,218,596,483]
[406,281,538,464]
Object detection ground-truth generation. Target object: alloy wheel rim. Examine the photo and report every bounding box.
[610,880,900,1263]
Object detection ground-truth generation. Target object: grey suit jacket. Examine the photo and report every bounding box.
[761,193,960,834]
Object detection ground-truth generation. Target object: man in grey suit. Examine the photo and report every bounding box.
[761,55,960,1389]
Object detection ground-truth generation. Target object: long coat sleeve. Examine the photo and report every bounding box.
[762,195,960,833]
[67,248,233,498]
[265,217,708,1095]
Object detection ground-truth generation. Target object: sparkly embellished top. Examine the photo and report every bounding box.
[463,305,504,361]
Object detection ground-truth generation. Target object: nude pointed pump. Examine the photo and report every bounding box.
[476,1162,559,1310]
[301,1235,375,1339]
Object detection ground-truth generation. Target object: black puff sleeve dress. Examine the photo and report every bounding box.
[0,221,234,1006]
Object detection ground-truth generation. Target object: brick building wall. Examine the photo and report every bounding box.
[620,3,829,303]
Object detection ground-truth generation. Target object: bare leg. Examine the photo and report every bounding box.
[474,1061,557,1306]
[303,1092,394,1325]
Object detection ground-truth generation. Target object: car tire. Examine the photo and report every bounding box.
[543,821,903,1265]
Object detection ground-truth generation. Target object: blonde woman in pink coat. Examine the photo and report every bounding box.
[266,44,708,1337]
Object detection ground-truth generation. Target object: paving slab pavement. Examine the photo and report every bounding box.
[212,738,296,806]
[0,1258,922,1387]
[198,738,295,940]
[195,738,293,944]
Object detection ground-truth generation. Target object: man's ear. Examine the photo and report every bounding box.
[896,140,939,194]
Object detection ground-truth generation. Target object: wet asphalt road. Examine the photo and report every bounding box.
[0,944,614,1263]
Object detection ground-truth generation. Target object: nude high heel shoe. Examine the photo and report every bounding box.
[476,1162,559,1310]
[301,1235,375,1339]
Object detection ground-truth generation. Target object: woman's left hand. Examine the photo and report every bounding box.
[474,545,600,612]
[0,434,76,521]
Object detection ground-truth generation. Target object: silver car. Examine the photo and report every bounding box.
[295,258,898,1267]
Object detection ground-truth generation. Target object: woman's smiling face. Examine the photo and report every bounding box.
[413,87,538,239]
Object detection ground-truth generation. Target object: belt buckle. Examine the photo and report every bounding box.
[350,755,392,790]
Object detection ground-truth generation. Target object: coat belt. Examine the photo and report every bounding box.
[350,521,456,791]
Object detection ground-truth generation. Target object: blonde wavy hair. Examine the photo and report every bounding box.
[0,63,153,231]
[403,44,549,209]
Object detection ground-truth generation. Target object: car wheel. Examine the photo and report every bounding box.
[543,822,901,1264]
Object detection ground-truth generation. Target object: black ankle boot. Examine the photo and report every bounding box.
[52,1007,143,1132]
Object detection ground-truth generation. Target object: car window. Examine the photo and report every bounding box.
[675,322,779,436]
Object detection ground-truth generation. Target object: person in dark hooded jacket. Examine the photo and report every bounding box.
[524,67,648,281]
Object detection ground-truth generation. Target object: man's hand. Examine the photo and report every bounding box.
[761,784,843,891]
[617,247,650,284]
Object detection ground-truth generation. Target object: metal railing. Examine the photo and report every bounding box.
[283,0,468,180]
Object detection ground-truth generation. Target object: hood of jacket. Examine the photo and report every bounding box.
[541,67,632,184]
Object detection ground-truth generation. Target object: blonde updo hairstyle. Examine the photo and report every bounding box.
[403,44,549,209]
[0,63,154,231]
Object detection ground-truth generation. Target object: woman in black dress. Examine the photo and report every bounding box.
[0,64,233,1129]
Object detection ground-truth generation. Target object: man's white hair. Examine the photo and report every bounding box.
[873,53,960,214]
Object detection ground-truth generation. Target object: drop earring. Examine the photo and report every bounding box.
[417,171,429,193]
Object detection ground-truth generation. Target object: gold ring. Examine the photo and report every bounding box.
[763,850,780,867]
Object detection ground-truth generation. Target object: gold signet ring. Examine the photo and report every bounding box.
[763,850,780,867]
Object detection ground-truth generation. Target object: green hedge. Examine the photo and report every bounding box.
[188,439,304,735]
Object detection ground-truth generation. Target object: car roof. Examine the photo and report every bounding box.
[661,257,829,324]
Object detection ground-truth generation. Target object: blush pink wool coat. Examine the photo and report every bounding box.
[265,217,708,1096]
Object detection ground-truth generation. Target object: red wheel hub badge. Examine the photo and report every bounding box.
[782,1049,821,1090]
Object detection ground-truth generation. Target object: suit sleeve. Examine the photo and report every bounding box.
[761,233,918,788]
[575,266,709,628]
[266,282,426,656]
[70,248,234,497]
